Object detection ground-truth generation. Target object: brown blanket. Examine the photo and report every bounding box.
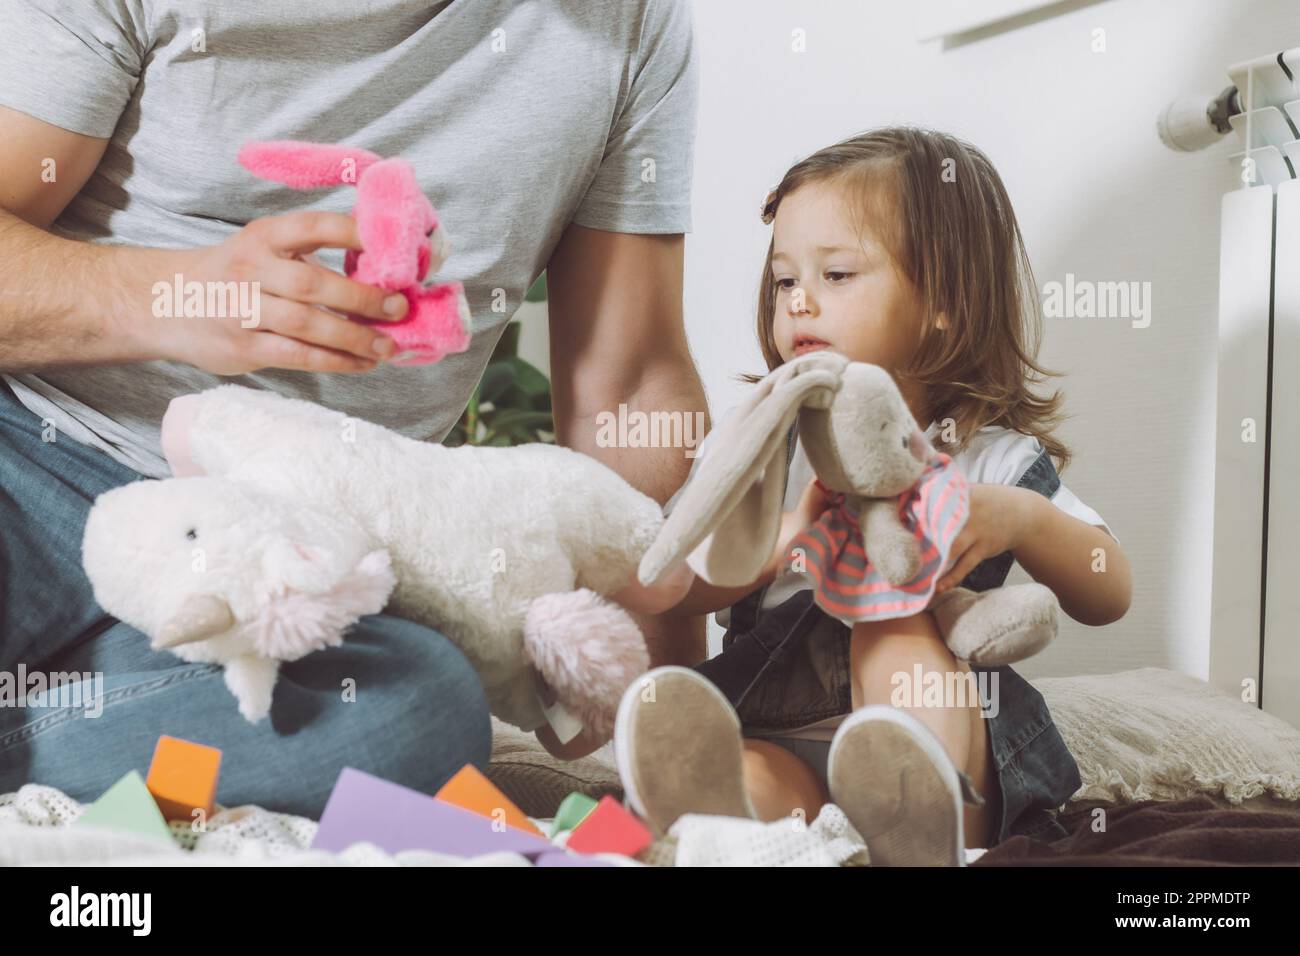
[974,795,1300,866]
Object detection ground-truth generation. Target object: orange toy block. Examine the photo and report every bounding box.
[565,796,652,857]
[435,764,543,836]
[146,735,222,822]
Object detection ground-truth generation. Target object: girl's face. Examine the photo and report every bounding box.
[770,179,928,416]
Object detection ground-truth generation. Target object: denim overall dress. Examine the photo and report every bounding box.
[694,422,1084,844]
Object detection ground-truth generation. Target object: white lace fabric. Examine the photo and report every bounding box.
[4,668,1296,865]
[0,783,988,866]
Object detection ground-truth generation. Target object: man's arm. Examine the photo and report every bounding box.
[0,107,109,229]
[0,106,408,375]
[0,106,164,368]
[547,224,705,505]
[536,223,709,759]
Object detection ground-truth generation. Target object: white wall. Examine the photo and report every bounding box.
[679,0,1294,678]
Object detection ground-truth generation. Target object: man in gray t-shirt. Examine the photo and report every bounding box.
[0,1,707,809]
[0,0,700,478]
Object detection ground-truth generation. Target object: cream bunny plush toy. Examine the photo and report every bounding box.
[637,350,1059,664]
[81,386,693,732]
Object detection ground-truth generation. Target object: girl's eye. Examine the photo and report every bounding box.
[826,271,854,282]
[774,278,796,291]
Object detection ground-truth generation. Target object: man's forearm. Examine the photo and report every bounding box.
[0,208,165,370]
[560,351,708,506]
[559,352,711,668]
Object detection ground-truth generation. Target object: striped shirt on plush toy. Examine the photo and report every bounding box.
[785,453,970,623]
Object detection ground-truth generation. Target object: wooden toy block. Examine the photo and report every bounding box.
[311,767,554,859]
[564,795,652,857]
[434,764,542,835]
[549,792,599,838]
[146,735,222,822]
[74,770,173,843]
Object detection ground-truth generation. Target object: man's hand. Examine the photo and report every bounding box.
[144,212,410,375]
[0,106,409,375]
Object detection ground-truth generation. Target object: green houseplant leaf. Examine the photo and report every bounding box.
[524,272,548,303]
[444,316,554,448]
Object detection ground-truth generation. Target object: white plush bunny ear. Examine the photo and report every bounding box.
[252,541,396,661]
[638,351,848,588]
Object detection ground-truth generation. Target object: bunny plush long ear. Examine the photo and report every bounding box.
[638,350,849,588]
[350,158,432,289]
[237,140,383,189]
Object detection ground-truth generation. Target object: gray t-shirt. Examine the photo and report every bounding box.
[0,0,697,476]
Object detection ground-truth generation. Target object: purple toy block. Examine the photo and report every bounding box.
[533,849,616,867]
[311,767,554,859]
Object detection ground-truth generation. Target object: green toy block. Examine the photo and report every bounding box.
[550,792,599,838]
[74,770,174,843]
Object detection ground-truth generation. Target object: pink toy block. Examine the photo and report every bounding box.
[564,796,652,857]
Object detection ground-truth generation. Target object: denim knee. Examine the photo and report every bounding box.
[0,615,495,820]
[335,614,494,796]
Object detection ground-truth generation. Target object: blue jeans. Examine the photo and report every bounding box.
[0,381,492,819]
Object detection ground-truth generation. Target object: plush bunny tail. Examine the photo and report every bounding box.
[523,589,650,738]
[238,140,383,189]
[251,550,397,661]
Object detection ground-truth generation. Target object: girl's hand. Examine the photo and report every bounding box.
[934,485,1042,593]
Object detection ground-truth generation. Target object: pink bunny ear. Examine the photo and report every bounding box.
[351,159,433,288]
[237,140,383,189]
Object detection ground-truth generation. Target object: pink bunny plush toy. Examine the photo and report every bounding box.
[237,140,473,365]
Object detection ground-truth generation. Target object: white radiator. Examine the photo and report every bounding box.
[1211,52,1300,728]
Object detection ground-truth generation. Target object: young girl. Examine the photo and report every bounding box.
[613,127,1132,864]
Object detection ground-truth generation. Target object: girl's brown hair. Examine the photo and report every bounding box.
[746,126,1071,472]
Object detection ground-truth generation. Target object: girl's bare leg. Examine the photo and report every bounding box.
[849,611,998,849]
[741,739,829,823]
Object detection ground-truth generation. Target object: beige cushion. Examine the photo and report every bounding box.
[1037,667,1300,807]
[485,718,622,818]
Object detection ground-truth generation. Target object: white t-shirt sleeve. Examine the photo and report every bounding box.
[1047,482,1118,543]
[961,429,1119,545]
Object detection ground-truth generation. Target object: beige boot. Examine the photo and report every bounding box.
[828,705,983,866]
[613,666,757,834]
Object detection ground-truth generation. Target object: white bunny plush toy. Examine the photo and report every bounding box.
[81,385,694,733]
